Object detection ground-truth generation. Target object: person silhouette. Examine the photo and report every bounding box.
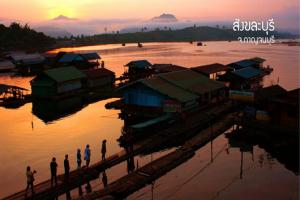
[84,145,91,167]
[64,154,70,181]
[25,166,36,196]
[50,157,58,186]
[77,149,82,169]
[101,140,107,161]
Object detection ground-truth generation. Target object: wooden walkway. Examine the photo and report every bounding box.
[2,104,233,200]
[78,113,236,200]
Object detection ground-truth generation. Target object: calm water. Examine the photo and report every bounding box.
[0,41,299,198]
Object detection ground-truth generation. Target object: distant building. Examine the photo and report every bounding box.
[57,52,100,69]
[31,66,86,98]
[83,68,115,89]
[8,53,45,74]
[124,60,153,81]
[120,70,226,114]
[191,63,229,80]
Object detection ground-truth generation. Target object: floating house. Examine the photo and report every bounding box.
[31,66,86,98]
[221,67,263,90]
[255,85,287,104]
[57,52,100,69]
[124,60,153,81]
[9,53,45,74]
[152,64,187,74]
[268,88,299,129]
[83,67,115,89]
[249,57,266,68]
[227,59,258,71]
[191,63,229,80]
[120,70,226,114]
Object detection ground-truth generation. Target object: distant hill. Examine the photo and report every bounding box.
[62,26,294,46]
[0,23,55,52]
[151,14,178,23]
[52,15,78,21]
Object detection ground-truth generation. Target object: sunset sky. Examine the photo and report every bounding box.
[0,0,299,34]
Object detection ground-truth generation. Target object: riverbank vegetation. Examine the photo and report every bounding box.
[0,23,55,52]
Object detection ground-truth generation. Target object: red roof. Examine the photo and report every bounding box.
[192,63,229,75]
[152,64,187,73]
[83,68,115,79]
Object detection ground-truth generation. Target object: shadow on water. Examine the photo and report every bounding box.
[32,97,86,123]
[226,127,299,175]
[32,94,114,123]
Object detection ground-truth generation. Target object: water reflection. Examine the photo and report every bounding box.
[226,128,299,175]
[128,126,298,200]
[32,95,111,123]
[32,97,85,123]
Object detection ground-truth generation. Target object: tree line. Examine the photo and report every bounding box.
[0,23,55,52]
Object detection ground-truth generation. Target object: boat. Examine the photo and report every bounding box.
[138,43,143,48]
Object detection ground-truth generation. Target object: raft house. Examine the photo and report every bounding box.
[0,84,29,107]
[191,63,229,80]
[83,67,115,89]
[9,53,45,75]
[151,64,187,74]
[57,52,101,70]
[119,69,227,116]
[31,66,86,99]
[122,60,153,82]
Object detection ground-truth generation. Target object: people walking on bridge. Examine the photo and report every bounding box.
[101,140,107,160]
[84,144,91,167]
[50,157,58,186]
[77,148,82,169]
[64,154,70,181]
[25,166,36,196]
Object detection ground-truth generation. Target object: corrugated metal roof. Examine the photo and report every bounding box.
[152,64,187,73]
[158,70,225,94]
[232,67,262,79]
[125,60,152,69]
[192,63,229,75]
[228,59,257,70]
[80,53,101,60]
[10,53,44,62]
[43,66,86,83]
[142,77,198,102]
[58,53,85,63]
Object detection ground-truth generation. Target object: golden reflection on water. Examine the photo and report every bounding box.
[0,99,122,197]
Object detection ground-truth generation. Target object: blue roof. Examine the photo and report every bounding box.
[230,59,257,70]
[232,67,262,79]
[58,53,85,63]
[125,60,152,69]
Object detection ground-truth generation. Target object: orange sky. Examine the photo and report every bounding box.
[0,0,298,23]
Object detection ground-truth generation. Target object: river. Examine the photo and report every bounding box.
[0,41,298,198]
